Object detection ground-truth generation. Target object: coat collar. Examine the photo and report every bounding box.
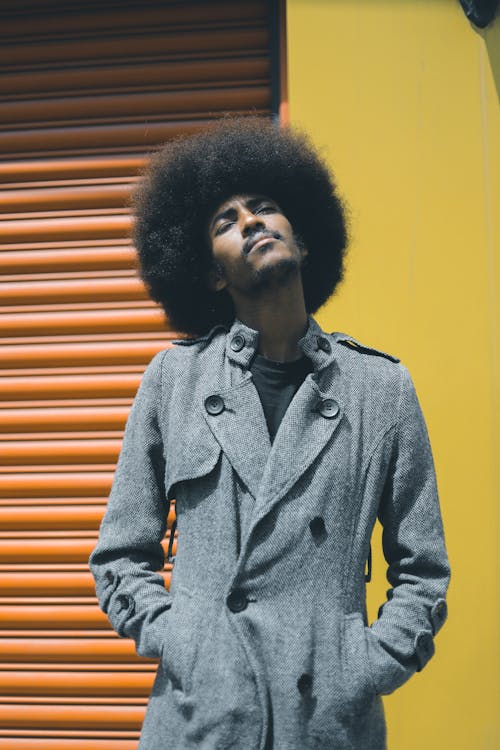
[224,313,336,373]
[200,314,345,527]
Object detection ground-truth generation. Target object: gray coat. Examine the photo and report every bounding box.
[89,314,450,750]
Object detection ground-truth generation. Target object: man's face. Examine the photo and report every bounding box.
[206,194,307,296]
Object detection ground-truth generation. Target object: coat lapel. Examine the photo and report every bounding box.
[199,314,344,518]
[250,368,344,525]
[201,374,272,501]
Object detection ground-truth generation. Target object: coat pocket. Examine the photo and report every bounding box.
[159,584,203,694]
[342,612,378,716]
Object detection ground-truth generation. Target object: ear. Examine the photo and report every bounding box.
[206,265,227,292]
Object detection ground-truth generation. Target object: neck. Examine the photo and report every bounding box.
[234,284,309,362]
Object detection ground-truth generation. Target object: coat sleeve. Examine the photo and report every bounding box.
[88,349,173,659]
[364,364,451,695]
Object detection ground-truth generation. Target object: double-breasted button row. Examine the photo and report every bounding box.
[226,589,248,613]
[206,393,339,421]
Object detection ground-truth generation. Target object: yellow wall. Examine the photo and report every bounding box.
[287,1,499,748]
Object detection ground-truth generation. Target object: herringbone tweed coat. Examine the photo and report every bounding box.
[89,313,450,750]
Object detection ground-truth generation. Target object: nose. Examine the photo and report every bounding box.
[240,206,265,236]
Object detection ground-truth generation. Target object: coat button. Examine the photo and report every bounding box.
[230,333,246,352]
[226,589,248,613]
[297,673,313,695]
[318,398,340,419]
[309,516,327,541]
[316,336,331,354]
[116,593,134,614]
[205,394,225,415]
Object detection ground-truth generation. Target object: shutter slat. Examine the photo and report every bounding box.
[0,342,169,369]
[0,671,155,697]
[0,702,144,728]
[1,442,121,464]
[0,87,269,125]
[0,474,114,498]
[0,506,105,529]
[0,571,170,595]
[0,504,175,530]
[0,310,166,337]
[1,1,268,38]
[0,374,141,400]
[0,637,147,662]
[0,606,111,628]
[0,741,137,749]
[0,157,145,182]
[0,539,175,564]
[0,247,136,274]
[0,740,139,750]
[0,29,269,68]
[0,185,132,212]
[0,121,205,158]
[1,59,269,97]
[0,216,131,243]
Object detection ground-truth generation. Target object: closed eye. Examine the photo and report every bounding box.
[214,220,233,236]
[255,203,277,215]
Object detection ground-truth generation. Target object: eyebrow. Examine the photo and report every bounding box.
[209,196,277,232]
[210,207,237,232]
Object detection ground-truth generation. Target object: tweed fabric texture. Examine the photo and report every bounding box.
[88,314,450,749]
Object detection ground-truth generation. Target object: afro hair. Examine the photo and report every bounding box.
[132,116,349,336]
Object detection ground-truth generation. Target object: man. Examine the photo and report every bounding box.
[89,117,450,749]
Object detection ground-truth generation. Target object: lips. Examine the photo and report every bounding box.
[244,233,277,255]
[249,237,274,253]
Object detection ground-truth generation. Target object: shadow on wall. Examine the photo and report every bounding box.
[481,16,500,102]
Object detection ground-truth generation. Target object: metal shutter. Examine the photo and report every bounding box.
[0,1,278,747]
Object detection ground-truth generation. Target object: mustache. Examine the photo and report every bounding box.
[242,230,283,256]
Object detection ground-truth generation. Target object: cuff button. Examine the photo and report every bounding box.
[430,598,448,634]
[116,594,134,614]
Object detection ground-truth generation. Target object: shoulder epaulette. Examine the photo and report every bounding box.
[333,334,400,363]
[171,323,228,348]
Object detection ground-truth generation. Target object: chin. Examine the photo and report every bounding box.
[250,256,300,291]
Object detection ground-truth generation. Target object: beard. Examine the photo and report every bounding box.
[245,254,301,294]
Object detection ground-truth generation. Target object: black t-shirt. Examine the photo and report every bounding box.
[250,352,314,443]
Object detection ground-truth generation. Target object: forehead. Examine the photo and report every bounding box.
[211,193,275,215]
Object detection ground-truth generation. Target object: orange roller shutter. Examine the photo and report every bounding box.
[0,0,281,747]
